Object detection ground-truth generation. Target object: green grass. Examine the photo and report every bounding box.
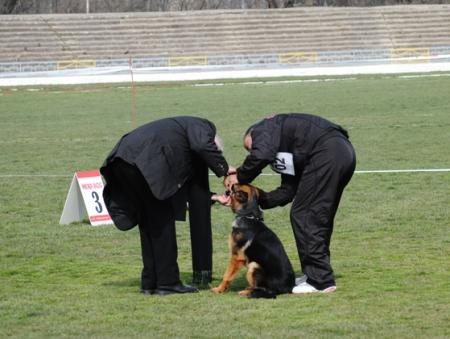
[1,74,449,338]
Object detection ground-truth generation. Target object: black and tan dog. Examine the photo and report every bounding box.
[211,184,295,298]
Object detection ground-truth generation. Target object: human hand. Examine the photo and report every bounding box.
[227,166,236,175]
[211,193,231,206]
[223,174,238,190]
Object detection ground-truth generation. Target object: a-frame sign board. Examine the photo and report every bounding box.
[60,170,113,226]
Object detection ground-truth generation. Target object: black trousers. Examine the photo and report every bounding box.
[109,159,213,289]
[187,159,213,273]
[290,137,356,290]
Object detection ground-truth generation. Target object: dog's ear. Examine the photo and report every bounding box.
[234,190,248,204]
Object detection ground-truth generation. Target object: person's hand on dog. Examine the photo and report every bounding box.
[211,193,231,206]
[223,173,238,190]
[223,165,238,192]
[227,166,236,174]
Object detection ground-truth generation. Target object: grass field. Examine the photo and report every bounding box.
[1,74,449,338]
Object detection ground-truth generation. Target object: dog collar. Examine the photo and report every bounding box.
[236,215,264,222]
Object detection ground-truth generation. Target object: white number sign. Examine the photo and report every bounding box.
[271,152,296,176]
[60,170,113,226]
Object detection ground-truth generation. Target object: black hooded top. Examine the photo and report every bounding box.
[237,113,349,209]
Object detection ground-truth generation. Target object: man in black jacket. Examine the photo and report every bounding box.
[225,113,356,294]
[101,116,230,295]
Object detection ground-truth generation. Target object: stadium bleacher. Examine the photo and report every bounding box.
[0,5,450,72]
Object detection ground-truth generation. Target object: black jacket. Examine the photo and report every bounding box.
[237,113,349,208]
[100,117,228,230]
[100,117,228,200]
[101,116,228,200]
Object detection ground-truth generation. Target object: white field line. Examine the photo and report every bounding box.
[1,168,450,178]
[354,169,450,173]
[0,174,72,177]
[6,72,449,93]
[2,62,450,87]
[259,169,450,175]
[193,73,450,87]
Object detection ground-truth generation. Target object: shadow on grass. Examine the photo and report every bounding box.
[102,278,139,287]
[99,272,249,289]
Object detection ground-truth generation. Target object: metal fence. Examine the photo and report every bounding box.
[1,46,450,74]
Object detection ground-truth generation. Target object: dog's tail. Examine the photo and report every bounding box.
[250,287,277,299]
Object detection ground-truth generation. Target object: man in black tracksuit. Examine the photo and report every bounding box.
[100,116,229,295]
[225,113,356,293]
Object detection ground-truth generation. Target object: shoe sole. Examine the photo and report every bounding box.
[292,286,337,294]
[321,286,337,293]
[140,289,155,295]
[153,289,199,295]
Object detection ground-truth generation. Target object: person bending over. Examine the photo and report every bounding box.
[225,113,356,294]
[101,116,230,295]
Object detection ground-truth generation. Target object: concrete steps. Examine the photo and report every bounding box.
[0,5,449,62]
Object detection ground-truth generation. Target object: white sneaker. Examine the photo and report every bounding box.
[292,281,337,294]
[295,275,307,285]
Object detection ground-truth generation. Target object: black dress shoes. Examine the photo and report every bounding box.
[140,289,155,295]
[153,283,199,295]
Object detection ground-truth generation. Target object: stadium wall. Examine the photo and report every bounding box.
[1,5,450,85]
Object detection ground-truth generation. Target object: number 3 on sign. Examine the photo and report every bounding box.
[91,191,103,213]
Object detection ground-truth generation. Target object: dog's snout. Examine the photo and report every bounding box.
[231,184,238,193]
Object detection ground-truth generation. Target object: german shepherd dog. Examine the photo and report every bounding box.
[211,184,295,298]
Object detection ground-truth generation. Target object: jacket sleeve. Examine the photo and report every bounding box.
[187,121,229,177]
[236,129,277,184]
[236,154,270,184]
[258,174,300,209]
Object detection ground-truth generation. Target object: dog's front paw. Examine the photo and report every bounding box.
[211,286,224,294]
[238,289,251,297]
